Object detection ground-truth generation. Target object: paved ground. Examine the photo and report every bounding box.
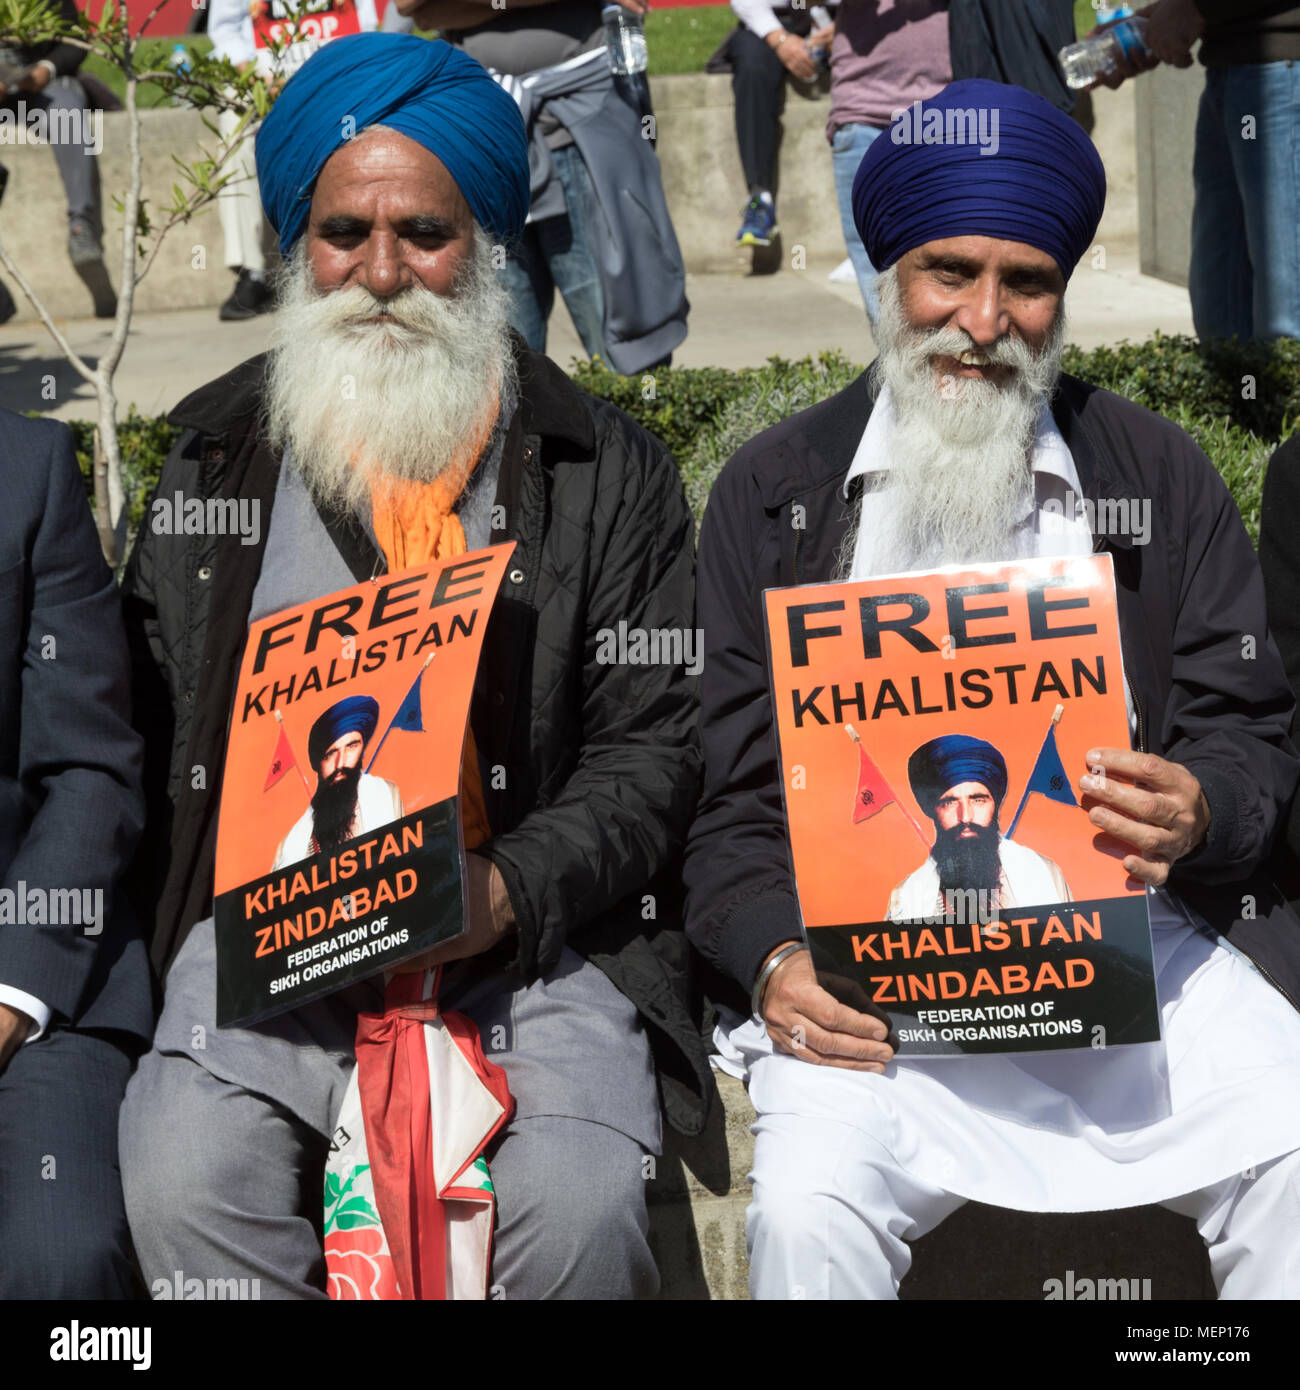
[1,245,1193,425]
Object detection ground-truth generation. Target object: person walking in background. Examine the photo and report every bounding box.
[708,0,839,251]
[948,0,1078,113]
[206,0,380,322]
[826,0,950,321]
[1100,0,1300,341]
[0,0,116,321]
[399,0,688,373]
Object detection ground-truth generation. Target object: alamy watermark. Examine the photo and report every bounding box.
[890,100,999,157]
[1043,1269,1152,1300]
[1041,491,1151,546]
[151,491,261,546]
[150,1270,262,1300]
[0,884,102,934]
[595,621,703,676]
[0,101,102,156]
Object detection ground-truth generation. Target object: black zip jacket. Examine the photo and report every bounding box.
[120,343,713,1136]
[685,365,1300,1015]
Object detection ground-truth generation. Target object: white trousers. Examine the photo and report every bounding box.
[747,1109,1300,1300]
[216,104,273,274]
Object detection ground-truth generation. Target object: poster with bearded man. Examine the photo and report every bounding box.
[764,553,1160,1057]
[213,546,514,1027]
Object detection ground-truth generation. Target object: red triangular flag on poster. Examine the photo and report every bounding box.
[852,743,898,824]
[263,724,297,792]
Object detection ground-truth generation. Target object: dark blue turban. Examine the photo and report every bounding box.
[255,34,530,257]
[309,695,380,768]
[851,78,1106,281]
[909,735,1008,816]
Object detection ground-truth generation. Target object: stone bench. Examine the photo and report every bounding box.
[647,1073,1214,1300]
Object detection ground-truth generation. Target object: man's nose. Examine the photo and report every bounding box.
[953,276,1010,347]
[358,232,410,299]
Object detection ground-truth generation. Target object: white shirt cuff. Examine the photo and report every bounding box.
[0,985,51,1044]
[732,0,784,42]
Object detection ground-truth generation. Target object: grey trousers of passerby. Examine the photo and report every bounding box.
[1,77,102,233]
[119,919,663,1300]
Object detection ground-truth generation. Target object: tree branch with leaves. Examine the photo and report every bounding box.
[0,0,299,564]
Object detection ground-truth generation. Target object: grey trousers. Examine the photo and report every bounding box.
[1,78,102,233]
[120,921,662,1300]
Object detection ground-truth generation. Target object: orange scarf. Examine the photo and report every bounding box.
[367,399,498,850]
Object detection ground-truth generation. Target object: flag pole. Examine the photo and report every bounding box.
[845,724,931,849]
[365,652,434,774]
[1006,704,1064,841]
[275,708,312,796]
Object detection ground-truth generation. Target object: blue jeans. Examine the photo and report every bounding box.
[500,143,607,360]
[1190,63,1300,342]
[830,121,883,322]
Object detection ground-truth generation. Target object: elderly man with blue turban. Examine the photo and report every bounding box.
[887,734,1070,922]
[118,32,711,1300]
[686,78,1300,1298]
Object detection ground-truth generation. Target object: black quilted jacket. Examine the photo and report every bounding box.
[120,342,713,1136]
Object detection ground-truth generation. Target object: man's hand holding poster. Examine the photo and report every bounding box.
[214,544,513,1027]
[765,555,1161,1057]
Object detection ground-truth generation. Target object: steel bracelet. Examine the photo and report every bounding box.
[751,941,809,1022]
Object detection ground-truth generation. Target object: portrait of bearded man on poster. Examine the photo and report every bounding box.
[887,733,1070,922]
[272,695,404,870]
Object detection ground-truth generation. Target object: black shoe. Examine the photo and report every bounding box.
[0,279,15,325]
[68,220,117,319]
[220,269,274,321]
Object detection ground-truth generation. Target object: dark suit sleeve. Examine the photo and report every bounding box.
[1166,435,1299,885]
[1259,436,1300,713]
[0,421,144,1021]
[1257,434,1300,859]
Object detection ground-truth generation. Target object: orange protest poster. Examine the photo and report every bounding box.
[764,555,1159,1057]
[214,543,514,1027]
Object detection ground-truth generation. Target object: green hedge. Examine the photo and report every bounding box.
[69,333,1299,547]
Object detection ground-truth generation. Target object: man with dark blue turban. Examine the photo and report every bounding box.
[687,76,1300,1297]
[272,695,403,868]
[887,734,1069,922]
[120,31,709,1302]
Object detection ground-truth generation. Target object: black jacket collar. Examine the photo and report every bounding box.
[166,332,596,454]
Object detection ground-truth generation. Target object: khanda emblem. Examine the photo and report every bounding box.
[859,788,875,807]
[1049,774,1065,792]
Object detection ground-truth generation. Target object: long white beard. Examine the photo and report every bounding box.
[838,264,1066,579]
[265,229,517,516]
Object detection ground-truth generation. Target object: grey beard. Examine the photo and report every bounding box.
[264,227,517,518]
[836,263,1066,580]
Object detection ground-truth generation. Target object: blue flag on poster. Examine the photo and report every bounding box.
[392,669,427,733]
[1007,706,1078,839]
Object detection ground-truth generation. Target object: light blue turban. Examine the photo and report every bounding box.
[852,79,1106,282]
[254,34,530,255]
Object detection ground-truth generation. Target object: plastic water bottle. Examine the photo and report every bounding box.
[602,4,648,76]
[1058,16,1151,90]
[808,5,833,70]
